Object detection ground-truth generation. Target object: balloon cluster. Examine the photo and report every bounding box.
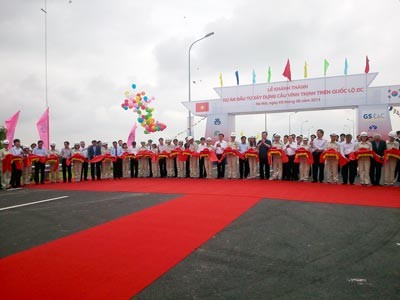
[121,84,167,134]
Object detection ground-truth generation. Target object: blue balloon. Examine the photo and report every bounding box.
[138,117,143,123]
[143,96,148,101]
[131,83,137,89]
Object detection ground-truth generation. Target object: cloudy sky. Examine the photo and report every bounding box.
[1,0,400,146]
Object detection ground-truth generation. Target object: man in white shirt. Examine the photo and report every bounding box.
[197,137,207,178]
[238,136,249,179]
[80,141,88,181]
[10,139,23,188]
[284,135,298,180]
[129,141,139,178]
[0,140,11,189]
[311,129,327,183]
[32,140,47,184]
[340,134,356,185]
[158,138,167,178]
[110,141,123,179]
[214,133,228,178]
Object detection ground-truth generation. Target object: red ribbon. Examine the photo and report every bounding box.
[349,148,382,163]
[319,149,348,167]
[67,153,88,166]
[383,148,400,164]
[294,148,314,165]
[267,148,289,164]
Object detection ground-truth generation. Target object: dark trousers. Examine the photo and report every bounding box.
[282,162,289,180]
[81,161,88,181]
[216,154,226,178]
[199,157,206,178]
[341,158,357,184]
[130,159,138,178]
[10,162,22,187]
[148,158,153,177]
[113,158,122,179]
[62,158,72,183]
[90,162,101,180]
[396,160,400,182]
[34,161,45,184]
[173,157,178,177]
[159,158,167,178]
[285,155,297,180]
[293,161,299,181]
[370,160,382,185]
[312,152,325,182]
[239,158,249,179]
[185,156,190,178]
[259,158,270,179]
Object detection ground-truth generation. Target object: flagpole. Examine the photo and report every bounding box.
[41,0,49,149]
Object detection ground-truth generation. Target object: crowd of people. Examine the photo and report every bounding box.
[1,129,400,190]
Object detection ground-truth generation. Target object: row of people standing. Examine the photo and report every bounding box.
[1,129,399,188]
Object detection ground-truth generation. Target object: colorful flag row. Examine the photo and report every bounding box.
[219,56,371,86]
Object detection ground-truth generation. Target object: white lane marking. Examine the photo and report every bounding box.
[0,196,69,211]
[6,187,23,191]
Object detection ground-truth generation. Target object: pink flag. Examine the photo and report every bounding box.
[127,122,138,146]
[5,110,20,143]
[36,108,50,150]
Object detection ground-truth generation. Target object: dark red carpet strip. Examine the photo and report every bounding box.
[33,178,400,208]
[0,195,260,300]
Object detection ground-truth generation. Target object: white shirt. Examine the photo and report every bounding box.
[285,142,297,156]
[340,141,356,156]
[311,137,327,152]
[214,140,228,154]
[32,147,47,156]
[129,146,139,155]
[80,147,88,158]
[238,143,249,153]
[197,143,207,152]
[11,146,23,156]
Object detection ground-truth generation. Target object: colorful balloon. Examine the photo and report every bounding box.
[121,84,167,134]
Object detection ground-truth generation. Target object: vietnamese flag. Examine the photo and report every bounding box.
[195,102,209,113]
[364,56,370,73]
[282,59,291,81]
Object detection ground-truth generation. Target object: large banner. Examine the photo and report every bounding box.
[213,73,377,114]
[182,72,399,139]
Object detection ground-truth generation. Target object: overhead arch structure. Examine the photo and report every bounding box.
[183,73,400,140]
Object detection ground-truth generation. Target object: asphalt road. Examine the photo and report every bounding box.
[0,188,178,258]
[134,199,400,300]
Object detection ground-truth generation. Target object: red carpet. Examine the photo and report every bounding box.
[33,178,400,208]
[2,179,399,299]
[0,194,259,300]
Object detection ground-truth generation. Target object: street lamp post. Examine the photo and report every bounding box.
[346,118,355,137]
[288,112,297,135]
[307,126,314,137]
[188,32,214,137]
[300,120,309,135]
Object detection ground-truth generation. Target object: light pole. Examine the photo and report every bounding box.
[41,0,48,108]
[343,125,351,134]
[307,126,314,137]
[346,118,355,137]
[300,120,308,135]
[288,112,297,134]
[188,32,214,137]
